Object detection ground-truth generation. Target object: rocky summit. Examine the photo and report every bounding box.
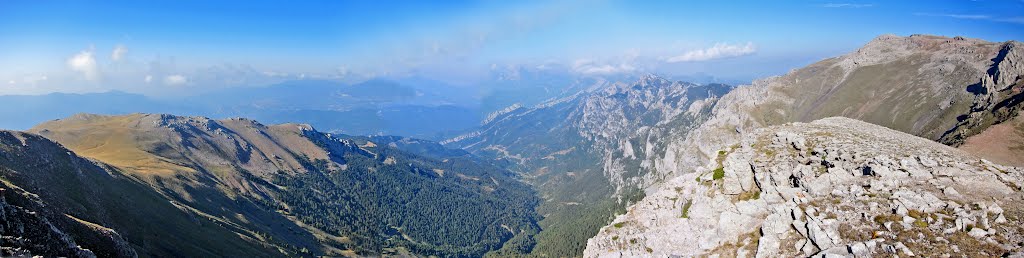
[586,117,1023,257]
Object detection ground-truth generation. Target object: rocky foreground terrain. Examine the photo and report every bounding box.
[582,34,1024,257]
[586,117,1023,257]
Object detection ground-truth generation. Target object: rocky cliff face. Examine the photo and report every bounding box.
[448,75,731,195]
[586,117,1024,257]
[585,34,1024,256]
[445,75,732,256]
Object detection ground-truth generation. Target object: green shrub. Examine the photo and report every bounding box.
[738,190,760,201]
[681,200,693,218]
[712,167,725,180]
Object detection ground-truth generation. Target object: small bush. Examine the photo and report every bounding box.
[613,222,625,228]
[908,209,925,219]
[873,214,899,224]
[737,190,760,201]
[681,200,693,218]
[712,167,725,180]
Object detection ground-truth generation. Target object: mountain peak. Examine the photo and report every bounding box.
[861,33,994,52]
[279,122,316,132]
[636,73,670,87]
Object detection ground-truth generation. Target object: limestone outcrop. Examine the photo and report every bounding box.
[586,117,1024,257]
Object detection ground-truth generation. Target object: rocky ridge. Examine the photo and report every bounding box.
[586,117,1024,257]
[585,34,1024,257]
[448,74,731,195]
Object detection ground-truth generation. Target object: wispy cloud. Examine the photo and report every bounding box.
[366,1,585,75]
[111,45,127,61]
[163,75,187,86]
[21,75,48,84]
[1001,16,1024,24]
[915,13,1024,24]
[571,59,636,74]
[916,13,989,19]
[822,3,874,8]
[664,43,756,63]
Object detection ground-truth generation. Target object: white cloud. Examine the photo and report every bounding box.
[163,75,187,85]
[22,75,47,84]
[66,49,99,80]
[144,75,153,83]
[571,59,636,74]
[914,13,1024,24]
[948,14,990,19]
[822,3,874,8]
[1002,16,1024,24]
[664,42,756,63]
[111,45,128,61]
[925,13,990,19]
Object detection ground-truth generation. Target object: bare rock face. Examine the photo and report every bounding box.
[585,117,1024,257]
[0,189,98,258]
[940,40,1024,146]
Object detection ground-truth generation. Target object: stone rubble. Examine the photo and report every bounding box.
[585,117,1024,257]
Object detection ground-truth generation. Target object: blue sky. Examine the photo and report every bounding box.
[0,0,1022,95]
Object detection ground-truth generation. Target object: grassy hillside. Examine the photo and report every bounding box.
[0,130,280,257]
[26,113,539,257]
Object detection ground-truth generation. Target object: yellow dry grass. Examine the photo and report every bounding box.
[33,114,194,176]
[65,214,115,233]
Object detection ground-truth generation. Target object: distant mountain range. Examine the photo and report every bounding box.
[0,79,478,140]
[0,73,624,140]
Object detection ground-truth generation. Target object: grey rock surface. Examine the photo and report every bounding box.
[585,117,1024,257]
